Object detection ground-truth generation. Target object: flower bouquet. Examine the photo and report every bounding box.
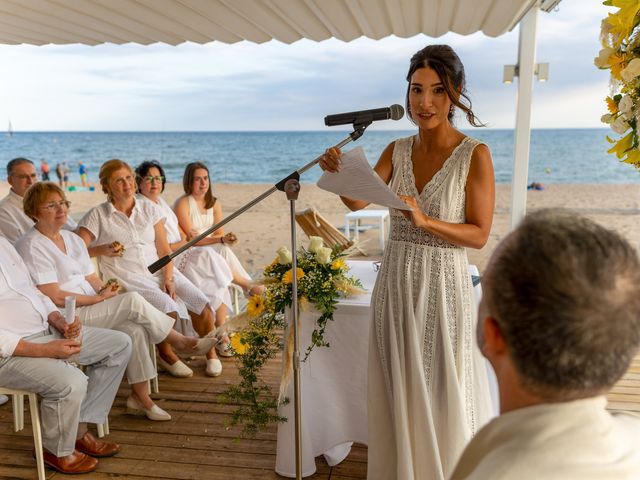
[596,1,640,166]
[221,236,363,437]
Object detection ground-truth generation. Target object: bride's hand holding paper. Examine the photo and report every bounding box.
[319,147,342,173]
[399,195,429,229]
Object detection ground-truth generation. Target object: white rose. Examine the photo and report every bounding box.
[611,116,630,135]
[619,95,634,114]
[600,113,614,124]
[308,236,323,253]
[315,246,332,264]
[277,246,292,265]
[621,58,640,83]
[594,47,615,68]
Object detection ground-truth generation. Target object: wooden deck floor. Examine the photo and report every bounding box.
[1,353,639,480]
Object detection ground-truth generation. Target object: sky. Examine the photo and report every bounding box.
[0,0,612,132]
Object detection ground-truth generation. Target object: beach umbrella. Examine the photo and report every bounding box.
[0,0,563,226]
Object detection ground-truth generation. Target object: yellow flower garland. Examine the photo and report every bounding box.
[597,1,640,167]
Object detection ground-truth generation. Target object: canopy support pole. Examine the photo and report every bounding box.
[509,5,539,230]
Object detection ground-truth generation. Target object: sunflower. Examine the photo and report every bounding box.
[282,267,305,284]
[230,333,248,355]
[247,294,265,317]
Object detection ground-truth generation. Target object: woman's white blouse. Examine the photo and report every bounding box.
[16,227,96,295]
[78,199,162,282]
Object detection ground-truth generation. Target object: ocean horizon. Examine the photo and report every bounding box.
[1,128,638,185]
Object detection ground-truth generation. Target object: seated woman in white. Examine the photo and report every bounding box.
[77,159,224,378]
[135,161,237,356]
[173,161,264,300]
[15,181,216,421]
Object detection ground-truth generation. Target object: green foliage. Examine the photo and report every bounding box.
[221,240,362,438]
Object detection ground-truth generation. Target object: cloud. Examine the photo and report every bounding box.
[0,0,611,131]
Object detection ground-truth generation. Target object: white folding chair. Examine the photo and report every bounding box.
[0,387,45,480]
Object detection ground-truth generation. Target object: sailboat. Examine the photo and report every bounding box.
[6,120,13,139]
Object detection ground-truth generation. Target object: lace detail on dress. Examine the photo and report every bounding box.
[389,214,461,249]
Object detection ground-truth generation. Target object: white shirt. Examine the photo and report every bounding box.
[138,195,181,244]
[15,227,96,296]
[0,189,78,244]
[0,236,58,357]
[450,396,640,480]
[77,198,162,282]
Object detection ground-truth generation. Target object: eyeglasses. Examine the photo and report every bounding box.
[143,175,164,183]
[11,173,37,180]
[40,200,71,211]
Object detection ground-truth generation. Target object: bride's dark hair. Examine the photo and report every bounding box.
[405,44,484,127]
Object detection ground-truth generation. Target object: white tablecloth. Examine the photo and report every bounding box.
[275,261,498,478]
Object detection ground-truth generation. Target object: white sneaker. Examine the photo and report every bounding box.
[157,357,193,378]
[205,358,223,377]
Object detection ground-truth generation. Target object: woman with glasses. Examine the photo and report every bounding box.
[15,182,217,421]
[135,160,235,357]
[77,159,225,378]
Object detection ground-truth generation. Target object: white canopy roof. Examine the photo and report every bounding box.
[1,0,538,46]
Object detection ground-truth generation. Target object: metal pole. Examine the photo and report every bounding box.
[148,125,369,274]
[284,178,302,480]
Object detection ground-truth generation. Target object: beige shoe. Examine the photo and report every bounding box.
[157,356,193,378]
[126,396,171,421]
[205,358,223,377]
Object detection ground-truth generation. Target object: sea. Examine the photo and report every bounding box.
[0,129,637,185]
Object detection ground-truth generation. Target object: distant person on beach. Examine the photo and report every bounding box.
[450,210,640,479]
[320,44,495,479]
[79,161,88,187]
[77,159,224,378]
[17,181,217,423]
[0,157,77,244]
[40,159,50,181]
[527,181,544,191]
[55,162,63,187]
[0,235,130,475]
[136,160,236,358]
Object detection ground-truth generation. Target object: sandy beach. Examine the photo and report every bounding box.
[2,181,639,275]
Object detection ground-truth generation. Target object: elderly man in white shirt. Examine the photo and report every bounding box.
[0,236,131,475]
[450,210,640,480]
[0,157,77,244]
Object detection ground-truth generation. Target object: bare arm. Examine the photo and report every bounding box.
[319,143,395,211]
[13,338,81,359]
[400,144,495,249]
[76,226,123,258]
[153,220,177,298]
[175,196,233,246]
[37,280,117,308]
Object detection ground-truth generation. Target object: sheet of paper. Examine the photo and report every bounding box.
[317,146,410,210]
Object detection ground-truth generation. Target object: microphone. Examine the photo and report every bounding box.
[324,104,404,126]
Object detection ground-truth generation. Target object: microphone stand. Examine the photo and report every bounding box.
[147,121,371,480]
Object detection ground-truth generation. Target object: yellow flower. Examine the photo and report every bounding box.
[608,53,628,80]
[282,268,305,284]
[230,333,248,355]
[247,294,265,317]
[623,148,640,165]
[331,259,346,270]
[607,131,634,158]
[606,96,619,115]
[605,2,640,45]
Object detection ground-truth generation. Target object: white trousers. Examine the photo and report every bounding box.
[78,292,174,384]
[0,327,131,456]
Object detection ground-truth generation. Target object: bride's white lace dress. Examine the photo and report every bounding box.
[368,135,493,480]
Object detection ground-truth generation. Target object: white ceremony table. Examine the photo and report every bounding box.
[275,261,497,478]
